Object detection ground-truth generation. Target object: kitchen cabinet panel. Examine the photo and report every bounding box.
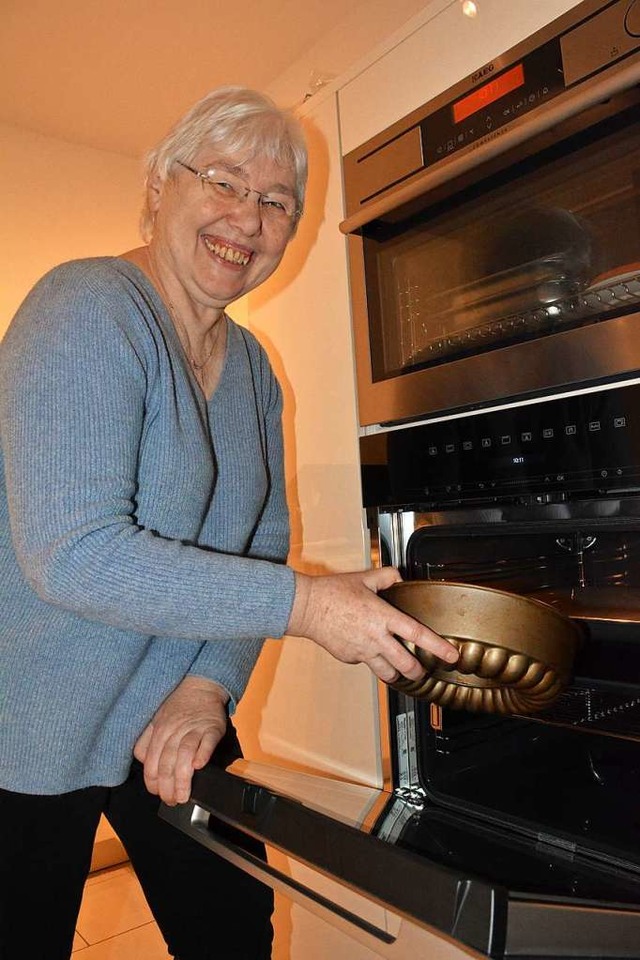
[234,91,382,787]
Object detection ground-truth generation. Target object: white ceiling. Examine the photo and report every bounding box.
[1,0,421,158]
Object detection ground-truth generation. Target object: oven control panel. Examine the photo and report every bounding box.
[421,41,565,167]
[366,382,640,505]
[422,0,640,166]
[344,0,640,217]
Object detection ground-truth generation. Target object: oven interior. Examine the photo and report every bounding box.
[404,524,640,878]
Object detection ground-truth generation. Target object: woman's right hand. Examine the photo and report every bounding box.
[287,567,459,683]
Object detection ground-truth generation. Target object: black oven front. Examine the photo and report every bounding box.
[361,379,640,955]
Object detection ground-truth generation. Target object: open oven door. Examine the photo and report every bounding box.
[160,758,640,959]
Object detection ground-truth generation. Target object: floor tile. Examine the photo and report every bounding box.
[72,931,89,952]
[90,816,127,872]
[76,864,154,944]
[72,922,171,959]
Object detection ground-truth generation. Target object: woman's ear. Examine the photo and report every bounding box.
[147,172,165,215]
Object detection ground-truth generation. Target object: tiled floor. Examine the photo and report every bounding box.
[71,864,170,958]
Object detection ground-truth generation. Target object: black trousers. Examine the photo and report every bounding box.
[0,735,273,960]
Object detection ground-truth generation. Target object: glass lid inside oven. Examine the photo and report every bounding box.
[366,109,640,379]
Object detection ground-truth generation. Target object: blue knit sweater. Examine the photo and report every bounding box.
[0,258,295,794]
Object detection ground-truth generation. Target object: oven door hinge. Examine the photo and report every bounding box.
[395,704,420,789]
[377,790,425,843]
[393,784,427,809]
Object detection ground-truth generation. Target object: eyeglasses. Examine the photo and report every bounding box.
[176,160,300,226]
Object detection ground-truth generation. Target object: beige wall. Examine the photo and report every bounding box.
[234,96,381,785]
[0,0,434,339]
[0,122,143,337]
[265,0,438,107]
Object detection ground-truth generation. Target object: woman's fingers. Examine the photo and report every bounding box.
[288,569,459,683]
[366,655,400,684]
[133,722,153,764]
[360,565,403,591]
[389,607,459,665]
[134,677,230,805]
[159,731,201,805]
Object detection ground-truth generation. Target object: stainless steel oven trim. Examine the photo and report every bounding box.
[507,899,640,957]
[351,301,640,427]
[359,375,640,437]
[375,510,419,793]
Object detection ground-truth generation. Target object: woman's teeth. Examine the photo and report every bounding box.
[203,237,250,266]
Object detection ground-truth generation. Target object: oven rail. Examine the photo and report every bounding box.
[407,272,640,369]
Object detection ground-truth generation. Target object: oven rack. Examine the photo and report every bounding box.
[405,273,640,366]
[529,685,640,740]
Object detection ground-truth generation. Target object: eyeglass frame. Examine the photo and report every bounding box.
[175,159,301,224]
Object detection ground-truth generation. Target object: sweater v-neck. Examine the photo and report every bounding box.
[113,256,232,405]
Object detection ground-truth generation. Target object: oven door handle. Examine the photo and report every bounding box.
[161,799,398,945]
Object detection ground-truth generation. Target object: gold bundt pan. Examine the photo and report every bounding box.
[381,581,581,715]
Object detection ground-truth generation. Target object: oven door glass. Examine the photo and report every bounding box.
[364,101,640,380]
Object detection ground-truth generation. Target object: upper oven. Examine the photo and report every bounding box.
[341,0,640,427]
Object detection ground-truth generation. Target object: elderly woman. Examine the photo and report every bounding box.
[0,87,457,959]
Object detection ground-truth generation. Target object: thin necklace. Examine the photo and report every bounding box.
[170,304,219,374]
[146,252,219,383]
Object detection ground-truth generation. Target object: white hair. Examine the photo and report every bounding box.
[140,86,308,240]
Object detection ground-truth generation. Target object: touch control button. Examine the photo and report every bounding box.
[562,2,640,86]
[626,0,640,37]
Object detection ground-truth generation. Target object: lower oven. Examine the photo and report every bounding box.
[161,380,640,958]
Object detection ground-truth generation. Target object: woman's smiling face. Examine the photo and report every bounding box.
[147,149,298,315]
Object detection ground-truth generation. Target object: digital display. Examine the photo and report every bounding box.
[452,63,525,124]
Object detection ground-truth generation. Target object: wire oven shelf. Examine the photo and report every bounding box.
[410,272,640,365]
[526,685,640,740]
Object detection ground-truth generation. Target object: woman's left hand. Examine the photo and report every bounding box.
[133,676,229,806]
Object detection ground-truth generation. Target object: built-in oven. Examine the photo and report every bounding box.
[160,3,640,957]
[358,379,640,957]
[342,0,640,428]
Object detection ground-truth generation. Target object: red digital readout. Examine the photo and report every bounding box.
[452,63,525,124]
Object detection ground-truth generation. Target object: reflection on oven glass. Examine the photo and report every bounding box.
[371,118,640,380]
